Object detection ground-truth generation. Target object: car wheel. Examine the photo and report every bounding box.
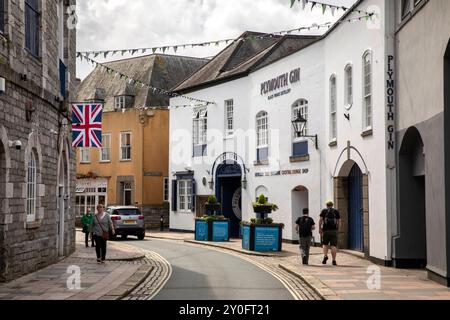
[138,233,145,240]
[121,234,128,240]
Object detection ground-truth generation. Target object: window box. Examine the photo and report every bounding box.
[26,220,41,230]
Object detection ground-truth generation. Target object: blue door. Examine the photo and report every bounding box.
[218,177,242,238]
[348,164,364,252]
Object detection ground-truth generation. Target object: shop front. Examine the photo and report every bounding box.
[75,178,108,219]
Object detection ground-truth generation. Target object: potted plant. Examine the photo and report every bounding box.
[253,194,279,219]
[195,196,230,242]
[204,195,221,216]
[241,196,283,252]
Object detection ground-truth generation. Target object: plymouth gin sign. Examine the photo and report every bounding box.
[260,68,301,100]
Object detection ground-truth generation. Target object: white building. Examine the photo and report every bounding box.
[169,0,396,264]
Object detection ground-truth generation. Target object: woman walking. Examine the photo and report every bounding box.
[90,204,115,264]
[81,209,95,248]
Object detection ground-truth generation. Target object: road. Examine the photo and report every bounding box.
[125,239,294,300]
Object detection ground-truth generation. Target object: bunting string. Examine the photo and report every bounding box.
[77,13,376,59]
[290,0,375,18]
[78,53,216,108]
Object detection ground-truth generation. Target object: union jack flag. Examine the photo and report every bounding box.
[71,103,103,148]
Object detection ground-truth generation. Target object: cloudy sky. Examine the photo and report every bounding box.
[76,0,357,80]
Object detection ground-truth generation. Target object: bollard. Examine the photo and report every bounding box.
[160,215,164,231]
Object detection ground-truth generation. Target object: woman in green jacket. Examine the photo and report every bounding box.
[81,210,95,248]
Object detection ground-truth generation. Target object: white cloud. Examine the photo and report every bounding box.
[76,0,358,80]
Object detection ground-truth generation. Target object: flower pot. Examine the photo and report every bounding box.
[205,203,221,216]
[253,205,273,219]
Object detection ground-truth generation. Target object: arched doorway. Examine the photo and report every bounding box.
[334,160,369,254]
[215,163,242,238]
[291,186,309,241]
[395,127,427,268]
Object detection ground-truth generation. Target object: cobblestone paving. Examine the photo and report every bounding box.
[122,251,171,300]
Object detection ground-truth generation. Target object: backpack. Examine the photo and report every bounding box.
[324,209,337,229]
[299,217,312,236]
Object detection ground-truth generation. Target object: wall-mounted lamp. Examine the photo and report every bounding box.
[292,111,319,150]
[208,178,214,190]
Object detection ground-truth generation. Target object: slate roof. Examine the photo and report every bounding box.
[173,0,367,94]
[173,31,320,94]
[77,54,208,112]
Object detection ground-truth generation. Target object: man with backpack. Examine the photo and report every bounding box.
[295,208,316,265]
[319,201,341,266]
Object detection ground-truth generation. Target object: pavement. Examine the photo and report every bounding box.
[0,231,153,300]
[146,231,450,300]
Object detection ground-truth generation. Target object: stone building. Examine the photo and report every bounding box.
[76,54,207,230]
[0,0,77,282]
[394,0,450,286]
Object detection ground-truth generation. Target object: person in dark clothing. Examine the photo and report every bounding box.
[295,208,316,265]
[319,201,341,266]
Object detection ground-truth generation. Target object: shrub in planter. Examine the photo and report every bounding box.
[252,194,278,219]
[204,195,221,215]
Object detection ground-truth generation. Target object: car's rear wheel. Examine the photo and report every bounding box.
[138,233,145,240]
[121,234,128,240]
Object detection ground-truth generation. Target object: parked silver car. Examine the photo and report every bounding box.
[106,206,146,240]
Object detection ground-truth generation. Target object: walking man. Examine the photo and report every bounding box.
[319,201,341,266]
[295,208,315,265]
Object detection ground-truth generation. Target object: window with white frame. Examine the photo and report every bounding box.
[193,108,207,146]
[225,100,234,136]
[80,148,90,163]
[120,132,132,161]
[101,134,111,162]
[115,96,126,110]
[177,180,192,212]
[292,99,308,140]
[345,65,353,107]
[27,152,37,222]
[256,111,268,148]
[163,177,169,202]
[363,51,373,130]
[330,76,337,141]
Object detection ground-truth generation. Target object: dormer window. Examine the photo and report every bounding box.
[115,96,127,110]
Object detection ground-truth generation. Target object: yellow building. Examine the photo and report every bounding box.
[75,54,207,227]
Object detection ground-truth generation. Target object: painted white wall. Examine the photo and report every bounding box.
[169,0,392,260]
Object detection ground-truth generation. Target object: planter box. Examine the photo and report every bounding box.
[195,219,230,242]
[241,224,283,252]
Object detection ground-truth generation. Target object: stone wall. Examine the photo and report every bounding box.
[141,203,170,229]
[0,0,77,282]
